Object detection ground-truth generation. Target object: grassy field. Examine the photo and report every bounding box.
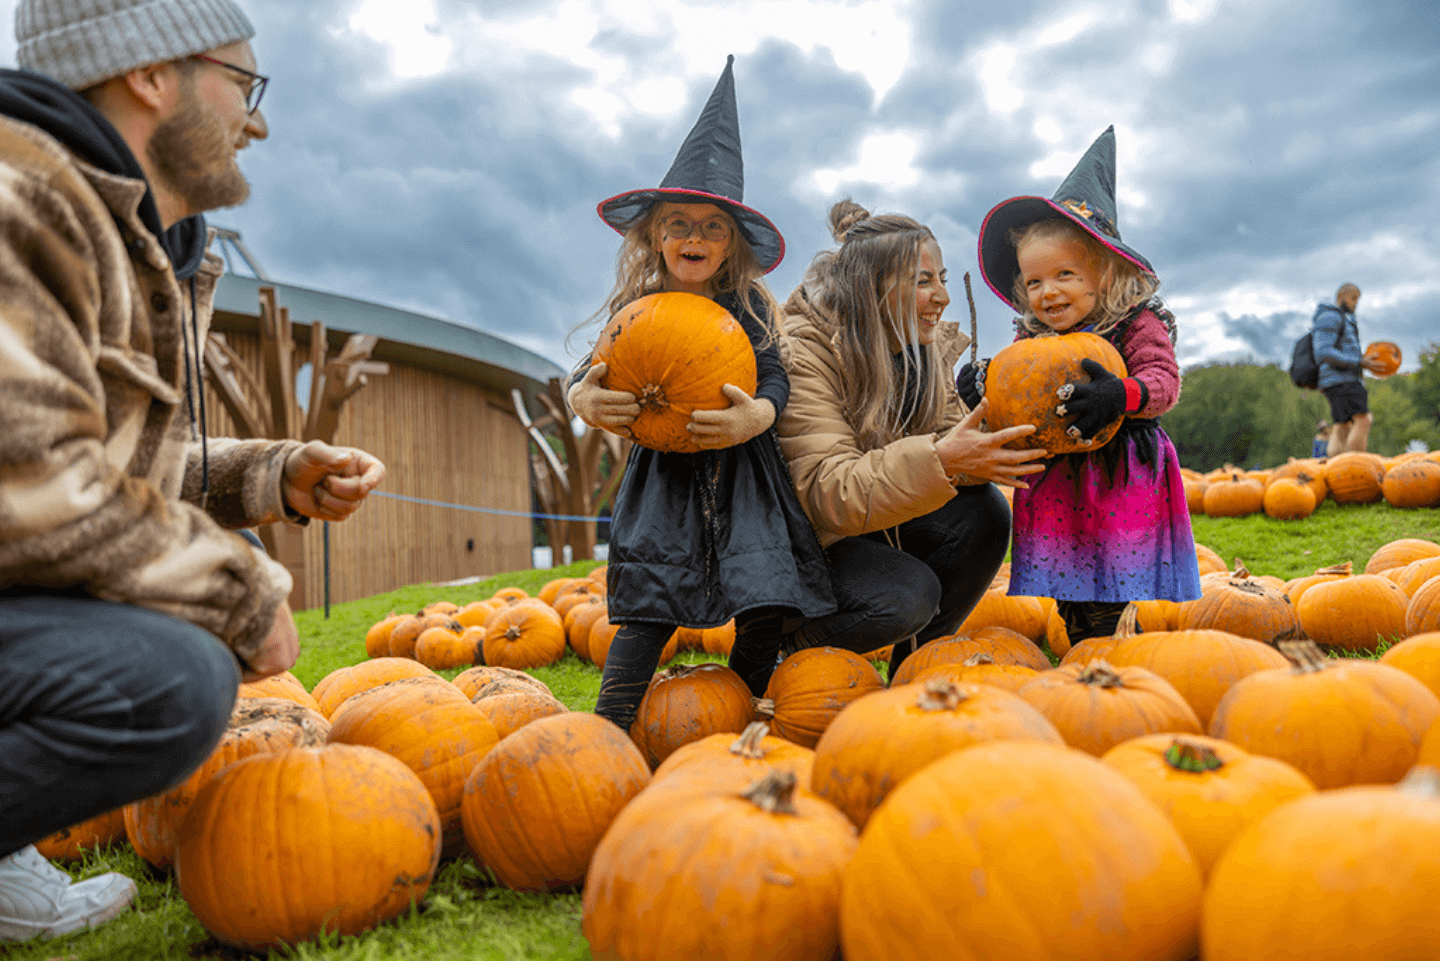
[16,502,1440,960]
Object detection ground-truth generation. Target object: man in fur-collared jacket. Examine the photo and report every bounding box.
[0,0,385,942]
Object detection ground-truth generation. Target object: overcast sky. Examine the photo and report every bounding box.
[4,0,1436,377]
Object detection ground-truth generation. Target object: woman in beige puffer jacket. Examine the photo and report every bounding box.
[775,201,1045,679]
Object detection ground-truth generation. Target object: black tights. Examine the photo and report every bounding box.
[593,607,785,731]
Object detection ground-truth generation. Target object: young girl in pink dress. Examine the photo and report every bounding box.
[959,126,1202,642]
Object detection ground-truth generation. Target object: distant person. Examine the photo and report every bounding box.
[567,58,836,733]
[960,126,1202,644]
[1313,283,1385,456]
[0,0,385,942]
[1312,420,1331,459]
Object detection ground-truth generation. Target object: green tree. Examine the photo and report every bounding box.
[1166,362,1325,471]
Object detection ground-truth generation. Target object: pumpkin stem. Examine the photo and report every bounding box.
[1397,766,1440,800]
[1315,562,1353,577]
[1230,558,1251,578]
[1164,737,1225,773]
[1113,603,1140,639]
[752,697,775,721]
[729,721,772,759]
[917,680,969,712]
[504,625,522,641]
[963,652,997,667]
[637,383,670,413]
[1278,640,1330,673]
[741,770,798,815]
[444,618,463,632]
[1077,661,1126,688]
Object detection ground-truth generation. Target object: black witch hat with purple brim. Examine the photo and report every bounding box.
[597,55,784,273]
[978,125,1153,310]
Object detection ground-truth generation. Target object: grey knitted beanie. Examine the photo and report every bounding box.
[16,0,256,91]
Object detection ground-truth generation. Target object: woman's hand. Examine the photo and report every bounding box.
[568,363,639,430]
[935,399,1047,488]
[688,384,776,450]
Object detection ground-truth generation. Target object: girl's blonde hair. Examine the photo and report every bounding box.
[572,201,780,354]
[805,199,949,449]
[1010,218,1161,339]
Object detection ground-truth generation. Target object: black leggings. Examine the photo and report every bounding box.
[1057,600,1130,643]
[594,607,785,731]
[792,483,1012,680]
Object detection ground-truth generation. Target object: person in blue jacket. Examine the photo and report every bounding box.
[1312,284,1383,456]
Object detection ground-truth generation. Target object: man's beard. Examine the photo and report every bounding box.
[147,88,250,214]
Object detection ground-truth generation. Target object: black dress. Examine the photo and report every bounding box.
[602,291,836,628]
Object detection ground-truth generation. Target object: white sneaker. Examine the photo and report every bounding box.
[0,845,138,942]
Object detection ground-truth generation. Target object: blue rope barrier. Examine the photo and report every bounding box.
[371,490,610,524]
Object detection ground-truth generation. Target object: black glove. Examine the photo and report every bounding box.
[1059,359,1128,443]
[955,359,986,408]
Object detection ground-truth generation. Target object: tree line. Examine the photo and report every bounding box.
[1164,342,1440,472]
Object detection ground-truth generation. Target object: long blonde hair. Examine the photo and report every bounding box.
[573,202,780,353]
[1010,218,1161,339]
[806,199,949,449]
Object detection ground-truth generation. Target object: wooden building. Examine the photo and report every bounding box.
[206,274,567,610]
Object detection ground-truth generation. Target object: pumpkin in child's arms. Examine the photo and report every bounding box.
[593,291,757,454]
[983,331,1128,456]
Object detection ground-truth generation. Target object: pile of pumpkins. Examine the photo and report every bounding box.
[361,565,736,673]
[1185,448,1440,519]
[31,536,1440,957]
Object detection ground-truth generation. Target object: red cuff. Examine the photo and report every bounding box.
[1123,378,1149,413]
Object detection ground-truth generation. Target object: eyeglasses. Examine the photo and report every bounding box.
[660,214,732,243]
[191,54,269,114]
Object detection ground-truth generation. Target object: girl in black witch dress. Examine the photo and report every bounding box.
[567,57,835,732]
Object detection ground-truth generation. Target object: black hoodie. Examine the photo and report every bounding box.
[0,67,208,279]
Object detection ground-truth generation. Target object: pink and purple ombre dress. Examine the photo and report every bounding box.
[1006,305,1202,604]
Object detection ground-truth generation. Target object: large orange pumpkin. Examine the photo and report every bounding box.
[1203,473,1264,517]
[760,647,885,748]
[483,599,566,669]
[236,671,321,713]
[1409,574,1440,635]
[1016,662,1202,756]
[811,679,1063,828]
[592,291,758,454]
[1100,734,1314,880]
[629,663,756,769]
[1389,556,1440,598]
[1383,460,1440,508]
[955,591,1048,641]
[1296,573,1411,652]
[414,623,485,669]
[1202,766,1440,961]
[584,770,858,961]
[651,720,815,789]
[326,678,499,852]
[461,713,650,891]
[889,629,1051,685]
[1379,632,1440,700]
[840,742,1202,961]
[1261,476,1316,520]
[1209,640,1440,788]
[982,332,1128,455]
[1103,628,1289,728]
[175,744,440,951]
[1176,567,1300,644]
[1323,451,1385,504]
[311,658,439,718]
[363,612,407,658]
[908,651,1041,694]
[126,698,330,870]
[1365,537,1440,575]
[474,690,568,739]
[452,665,552,701]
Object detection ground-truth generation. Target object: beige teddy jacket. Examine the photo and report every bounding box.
[0,115,299,664]
[776,282,977,548]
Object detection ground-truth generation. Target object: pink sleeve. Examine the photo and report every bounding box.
[1121,310,1182,416]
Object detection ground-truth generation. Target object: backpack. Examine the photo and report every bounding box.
[1289,332,1318,390]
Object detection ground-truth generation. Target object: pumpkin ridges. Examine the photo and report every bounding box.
[983,333,1129,455]
[1296,574,1411,652]
[762,647,885,748]
[1015,660,1203,756]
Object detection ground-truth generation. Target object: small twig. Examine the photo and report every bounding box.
[963,272,979,363]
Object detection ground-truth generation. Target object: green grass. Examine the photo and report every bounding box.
[16,502,1440,959]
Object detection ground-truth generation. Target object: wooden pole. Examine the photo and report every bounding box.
[964,272,979,364]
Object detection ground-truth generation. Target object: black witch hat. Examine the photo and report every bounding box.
[597,55,784,272]
[978,125,1153,309]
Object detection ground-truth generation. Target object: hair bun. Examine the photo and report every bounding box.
[827,199,871,244]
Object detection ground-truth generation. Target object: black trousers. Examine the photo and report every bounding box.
[792,483,1012,680]
[0,593,240,858]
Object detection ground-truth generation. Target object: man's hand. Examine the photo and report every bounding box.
[283,440,386,522]
[568,363,640,430]
[688,385,775,450]
[242,600,299,682]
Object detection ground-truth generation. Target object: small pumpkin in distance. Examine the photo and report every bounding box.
[592,291,758,454]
